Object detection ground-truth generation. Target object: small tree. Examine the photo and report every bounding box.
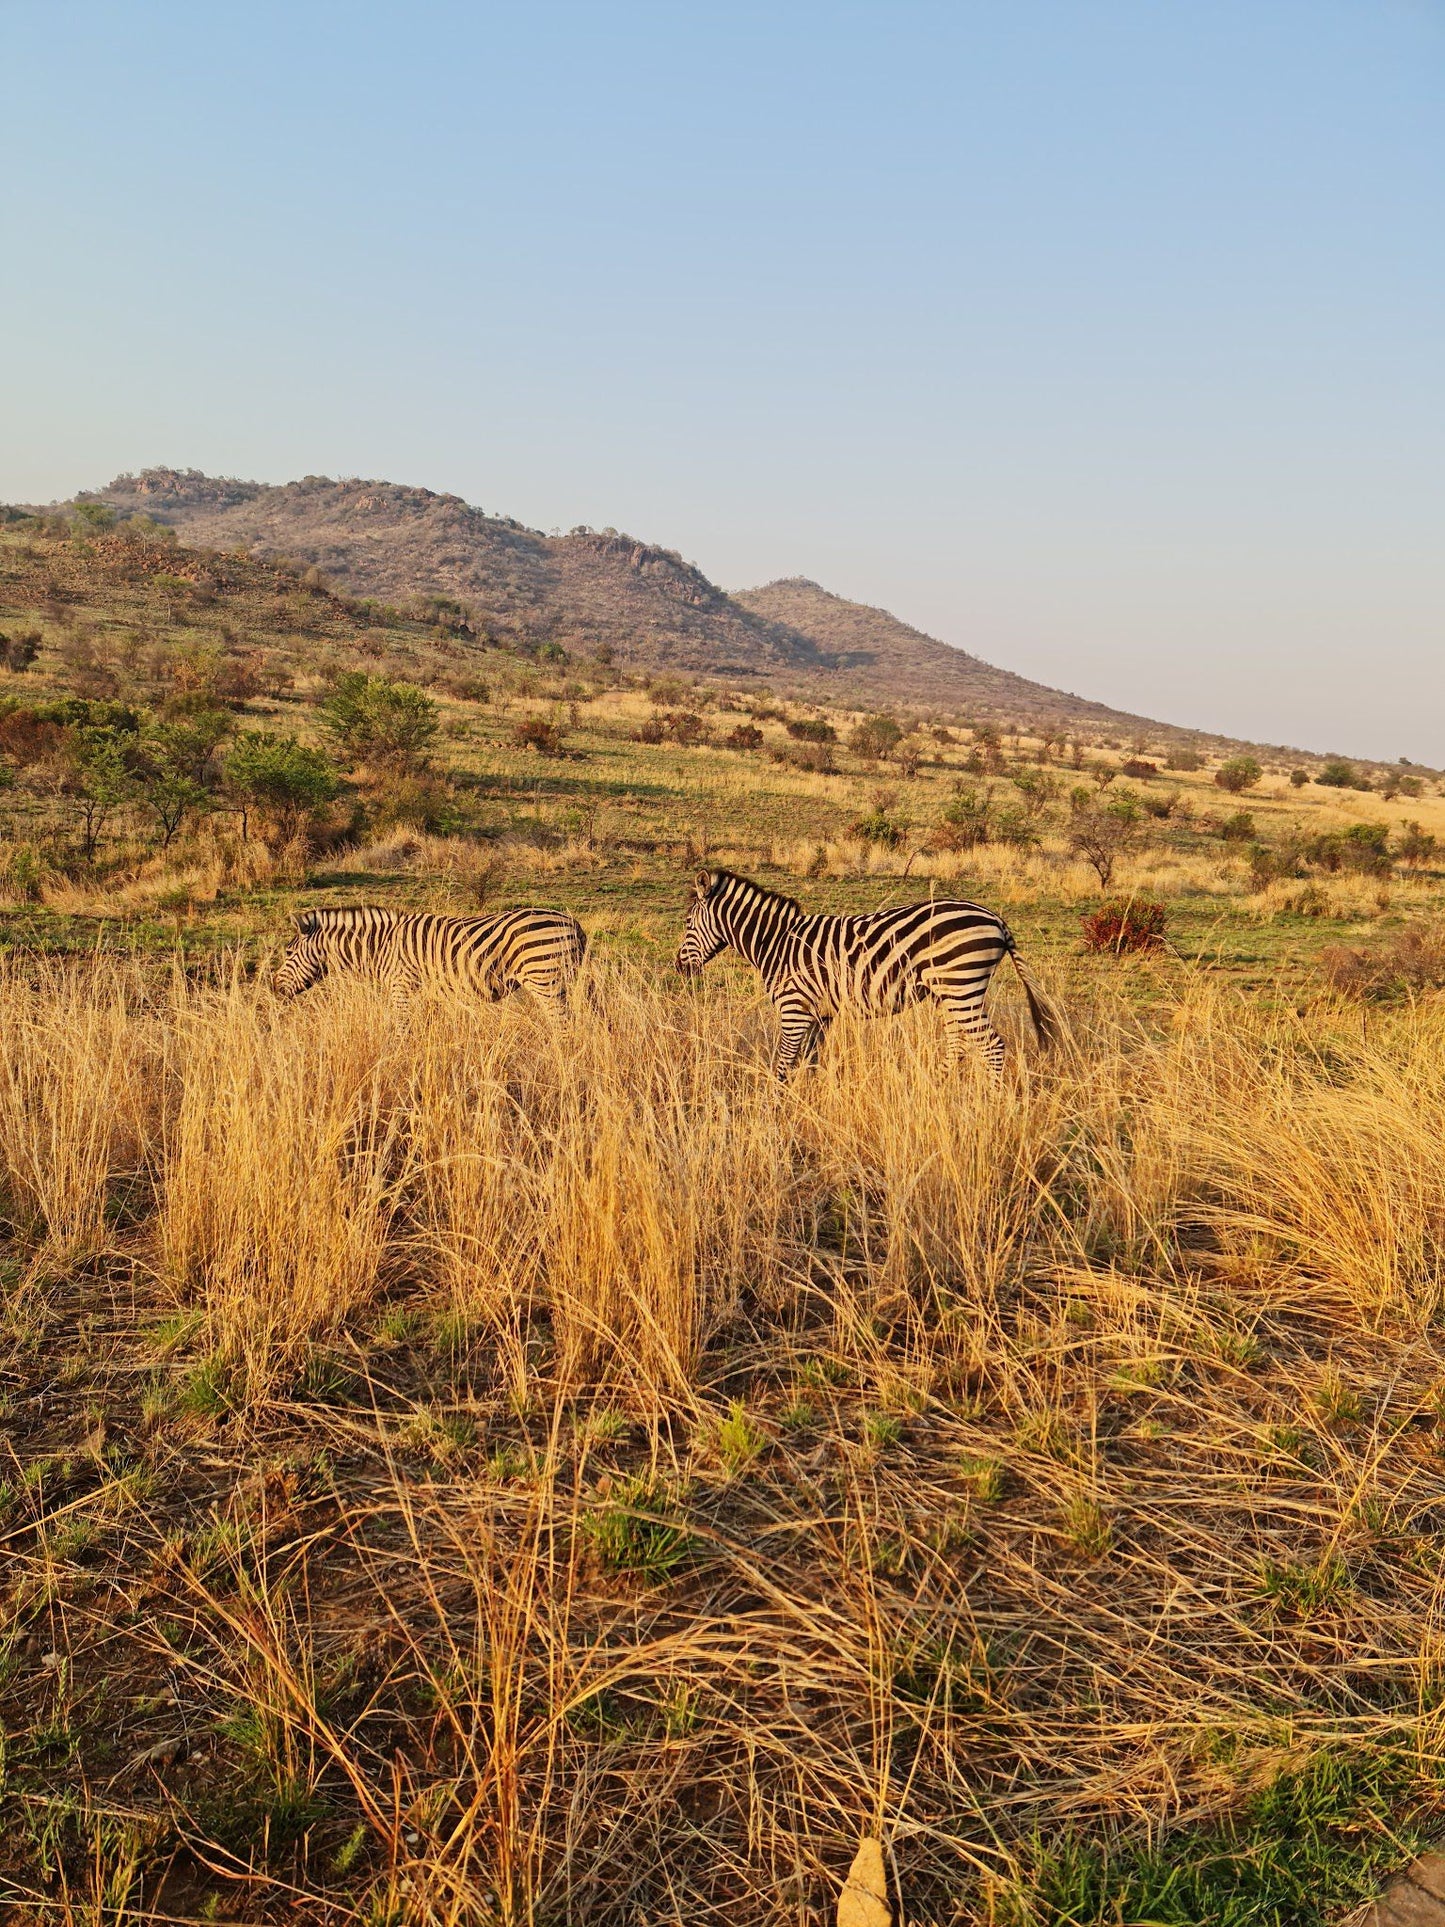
[1289,768,1310,788]
[60,725,136,860]
[892,734,928,777]
[1214,756,1261,794]
[134,732,211,847]
[224,733,341,842]
[1068,789,1146,888]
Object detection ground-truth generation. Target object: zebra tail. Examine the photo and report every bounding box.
[1004,935,1058,1051]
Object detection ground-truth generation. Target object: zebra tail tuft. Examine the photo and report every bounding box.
[1004,935,1058,1051]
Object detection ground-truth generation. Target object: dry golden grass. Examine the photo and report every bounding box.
[2,951,1445,1921]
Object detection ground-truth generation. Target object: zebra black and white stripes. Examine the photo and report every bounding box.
[675,869,1054,1077]
[274,904,586,1004]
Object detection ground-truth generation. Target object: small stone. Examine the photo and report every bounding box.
[1408,1856,1445,1905]
[838,1835,891,1927]
[129,1735,190,1771]
[39,1651,61,1670]
[1363,1880,1445,1926]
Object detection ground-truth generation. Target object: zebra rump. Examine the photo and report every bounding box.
[274,904,586,1002]
[675,868,1055,1077]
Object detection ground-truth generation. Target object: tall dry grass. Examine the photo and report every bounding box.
[0,960,159,1269]
[4,953,1445,1919]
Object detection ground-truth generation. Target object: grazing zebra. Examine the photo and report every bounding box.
[675,869,1054,1078]
[274,904,586,1004]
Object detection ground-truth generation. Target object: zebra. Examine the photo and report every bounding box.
[274,904,586,1004]
[675,869,1054,1078]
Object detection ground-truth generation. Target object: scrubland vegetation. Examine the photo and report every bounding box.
[3,510,1445,1922]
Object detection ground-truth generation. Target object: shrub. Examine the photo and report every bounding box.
[785,718,836,745]
[780,741,834,773]
[1120,758,1157,780]
[1219,811,1255,842]
[847,716,903,761]
[1304,822,1391,877]
[321,672,439,771]
[513,716,567,756]
[1080,898,1168,955]
[1316,759,1357,789]
[929,786,992,851]
[1320,925,1445,1000]
[0,630,41,673]
[1164,746,1203,771]
[1289,768,1310,787]
[1139,788,1178,820]
[848,806,903,847]
[1249,841,1306,888]
[1215,757,1262,794]
[724,724,763,751]
[1009,766,1060,815]
[1396,821,1438,867]
[639,711,706,748]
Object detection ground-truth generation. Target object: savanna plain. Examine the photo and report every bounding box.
[3,513,1445,1925]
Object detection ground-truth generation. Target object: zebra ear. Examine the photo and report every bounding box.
[694,870,713,898]
[293,910,318,935]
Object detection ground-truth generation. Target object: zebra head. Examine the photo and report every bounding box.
[274,911,329,997]
[675,871,729,978]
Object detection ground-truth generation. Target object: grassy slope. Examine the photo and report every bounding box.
[1,527,1445,1922]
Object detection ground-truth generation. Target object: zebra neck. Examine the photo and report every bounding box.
[717,892,798,981]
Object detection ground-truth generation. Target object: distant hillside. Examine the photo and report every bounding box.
[64,470,1240,747]
[84,470,820,684]
[732,577,1159,732]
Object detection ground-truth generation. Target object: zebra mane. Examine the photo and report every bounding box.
[707,870,803,923]
[296,904,399,932]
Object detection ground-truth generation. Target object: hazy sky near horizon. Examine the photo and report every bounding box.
[2,2,1442,760]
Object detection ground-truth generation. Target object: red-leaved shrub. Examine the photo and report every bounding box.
[1081,898,1168,955]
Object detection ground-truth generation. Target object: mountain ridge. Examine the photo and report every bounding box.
[59,468,1280,753]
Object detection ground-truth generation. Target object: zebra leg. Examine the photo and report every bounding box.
[941,997,1007,1077]
[386,966,421,1013]
[774,995,822,1080]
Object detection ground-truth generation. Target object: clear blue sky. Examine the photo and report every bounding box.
[2,1,1442,759]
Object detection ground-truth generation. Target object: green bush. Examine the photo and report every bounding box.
[847,715,903,761]
[1316,759,1358,789]
[225,733,341,841]
[320,671,439,770]
[1214,756,1261,794]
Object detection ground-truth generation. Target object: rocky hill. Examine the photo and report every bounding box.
[732,577,1150,730]
[67,470,1221,744]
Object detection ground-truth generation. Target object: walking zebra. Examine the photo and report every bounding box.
[675,870,1054,1078]
[274,904,586,1004]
